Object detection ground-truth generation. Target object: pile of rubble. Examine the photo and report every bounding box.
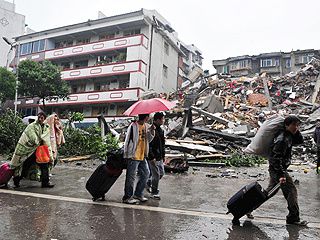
[101,58,320,172]
[158,58,320,171]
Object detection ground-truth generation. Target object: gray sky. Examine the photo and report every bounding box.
[14,0,320,71]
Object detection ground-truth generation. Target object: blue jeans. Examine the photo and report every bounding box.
[123,159,150,199]
[148,159,164,194]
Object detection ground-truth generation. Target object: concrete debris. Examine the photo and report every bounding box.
[103,58,320,170]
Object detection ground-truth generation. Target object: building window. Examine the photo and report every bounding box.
[285,59,291,68]
[260,59,273,67]
[20,42,33,55]
[164,42,169,55]
[230,62,237,70]
[163,65,168,78]
[301,54,314,64]
[274,59,280,66]
[222,66,229,74]
[31,40,45,53]
[239,60,247,69]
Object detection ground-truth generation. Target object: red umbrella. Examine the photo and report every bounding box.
[123,98,176,116]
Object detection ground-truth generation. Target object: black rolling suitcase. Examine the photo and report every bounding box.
[86,164,122,201]
[227,181,280,223]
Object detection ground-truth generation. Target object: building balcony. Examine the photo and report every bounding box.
[42,88,143,106]
[18,34,148,63]
[61,60,147,80]
[45,34,148,60]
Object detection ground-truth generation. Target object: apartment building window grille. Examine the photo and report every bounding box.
[285,59,291,68]
[164,42,169,55]
[260,59,273,67]
[123,28,141,36]
[163,65,168,78]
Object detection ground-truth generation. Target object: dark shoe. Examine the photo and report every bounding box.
[286,220,308,226]
[246,213,254,219]
[41,183,55,188]
[232,218,240,226]
[13,176,21,188]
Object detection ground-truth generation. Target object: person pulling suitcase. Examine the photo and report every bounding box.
[230,115,308,226]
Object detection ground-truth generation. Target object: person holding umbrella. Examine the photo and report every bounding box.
[122,114,155,204]
[122,98,176,204]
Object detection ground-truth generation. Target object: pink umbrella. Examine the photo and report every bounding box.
[123,98,176,116]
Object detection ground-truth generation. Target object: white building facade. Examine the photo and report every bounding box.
[13,9,202,120]
[0,0,25,67]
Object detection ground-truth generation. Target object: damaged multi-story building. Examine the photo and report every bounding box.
[212,49,320,77]
[11,9,202,121]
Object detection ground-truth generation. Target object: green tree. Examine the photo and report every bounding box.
[17,60,69,112]
[0,109,26,155]
[0,67,16,104]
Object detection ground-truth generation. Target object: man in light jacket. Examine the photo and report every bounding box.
[122,114,155,204]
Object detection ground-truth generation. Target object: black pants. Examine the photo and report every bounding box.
[21,152,50,185]
[266,170,300,223]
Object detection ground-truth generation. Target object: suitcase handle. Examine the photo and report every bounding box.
[267,182,281,198]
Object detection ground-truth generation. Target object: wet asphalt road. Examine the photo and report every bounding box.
[0,164,319,239]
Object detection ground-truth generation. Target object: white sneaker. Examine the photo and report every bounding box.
[123,198,139,204]
[133,195,148,202]
[150,194,161,200]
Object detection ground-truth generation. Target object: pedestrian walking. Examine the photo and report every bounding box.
[11,112,55,188]
[45,113,65,167]
[313,118,320,174]
[147,112,165,200]
[266,115,307,226]
[122,114,155,204]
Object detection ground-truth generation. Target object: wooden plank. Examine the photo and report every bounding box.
[174,139,208,145]
[195,154,230,160]
[60,155,92,162]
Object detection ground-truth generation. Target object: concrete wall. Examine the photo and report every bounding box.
[149,28,178,93]
[0,0,25,67]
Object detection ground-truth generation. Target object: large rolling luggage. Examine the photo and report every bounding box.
[86,164,122,201]
[0,163,14,188]
[227,181,280,224]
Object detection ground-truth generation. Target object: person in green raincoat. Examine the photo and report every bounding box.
[10,112,55,188]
